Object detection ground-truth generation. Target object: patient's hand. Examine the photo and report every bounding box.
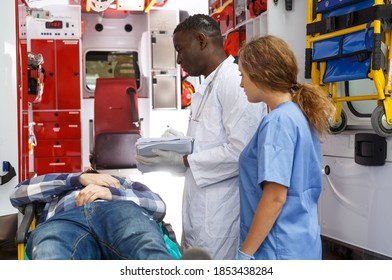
[79,173,120,189]
[75,184,112,206]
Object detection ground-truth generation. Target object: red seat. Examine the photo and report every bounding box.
[90,78,141,169]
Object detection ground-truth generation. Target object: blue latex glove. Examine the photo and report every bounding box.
[136,149,186,173]
[235,249,254,260]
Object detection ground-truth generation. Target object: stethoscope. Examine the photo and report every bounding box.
[189,63,224,123]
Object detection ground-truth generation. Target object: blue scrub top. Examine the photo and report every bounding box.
[239,101,322,260]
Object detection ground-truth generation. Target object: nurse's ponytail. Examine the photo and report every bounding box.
[291,83,335,139]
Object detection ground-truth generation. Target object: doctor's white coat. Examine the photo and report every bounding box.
[183,56,266,260]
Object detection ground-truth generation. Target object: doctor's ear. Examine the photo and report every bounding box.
[197,33,208,49]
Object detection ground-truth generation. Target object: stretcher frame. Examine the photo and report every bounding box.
[305,0,392,137]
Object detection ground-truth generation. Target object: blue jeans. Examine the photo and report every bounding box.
[26,200,174,260]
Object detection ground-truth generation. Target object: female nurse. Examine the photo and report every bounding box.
[236,35,335,260]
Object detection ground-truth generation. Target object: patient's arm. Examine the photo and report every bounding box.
[79,173,121,188]
[10,173,83,209]
[75,184,112,206]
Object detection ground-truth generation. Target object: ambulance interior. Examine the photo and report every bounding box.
[1,0,392,260]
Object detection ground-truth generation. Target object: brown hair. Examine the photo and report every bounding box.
[238,35,335,139]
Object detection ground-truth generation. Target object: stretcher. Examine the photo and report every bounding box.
[306,0,392,137]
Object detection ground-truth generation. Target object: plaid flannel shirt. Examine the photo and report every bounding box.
[10,173,166,224]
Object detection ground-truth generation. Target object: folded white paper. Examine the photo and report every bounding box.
[136,136,194,173]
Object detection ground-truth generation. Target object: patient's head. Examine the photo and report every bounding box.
[83,168,100,174]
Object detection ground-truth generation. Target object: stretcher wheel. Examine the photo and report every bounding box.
[371,105,392,138]
[329,110,347,134]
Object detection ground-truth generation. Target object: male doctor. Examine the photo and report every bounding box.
[136,14,266,259]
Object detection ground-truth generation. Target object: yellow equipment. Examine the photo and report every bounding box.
[306,0,392,137]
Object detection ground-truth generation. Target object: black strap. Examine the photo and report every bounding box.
[285,0,292,11]
[161,222,180,247]
[307,4,392,35]
[132,53,140,88]
[126,87,139,129]
[0,162,16,185]
[16,204,36,244]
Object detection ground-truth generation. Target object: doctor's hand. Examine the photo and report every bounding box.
[136,149,187,173]
[161,128,184,137]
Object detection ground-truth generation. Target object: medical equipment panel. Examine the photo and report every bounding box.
[27,4,81,40]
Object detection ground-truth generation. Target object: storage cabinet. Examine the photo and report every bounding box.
[34,120,81,139]
[34,157,81,174]
[30,39,82,175]
[31,39,81,110]
[32,111,82,175]
[211,0,235,35]
[34,139,81,158]
[152,74,177,109]
[210,0,268,35]
[149,11,178,110]
[146,9,192,137]
[210,0,253,58]
[209,1,307,79]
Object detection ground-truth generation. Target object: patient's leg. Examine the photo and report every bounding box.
[26,206,101,260]
[88,200,174,260]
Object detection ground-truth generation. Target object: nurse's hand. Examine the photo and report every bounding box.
[136,149,187,173]
[161,128,184,137]
[235,249,254,260]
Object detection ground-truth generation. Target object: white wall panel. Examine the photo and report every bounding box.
[0,1,18,215]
